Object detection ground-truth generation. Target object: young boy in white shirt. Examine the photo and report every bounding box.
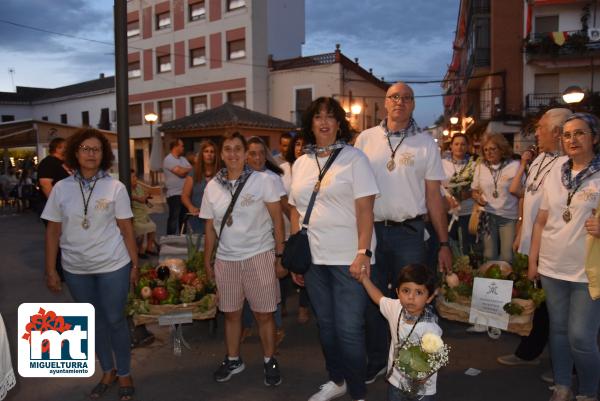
[360,264,442,401]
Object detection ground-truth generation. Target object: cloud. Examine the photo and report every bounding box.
[303,0,458,125]
[0,0,113,53]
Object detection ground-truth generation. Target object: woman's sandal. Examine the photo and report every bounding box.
[118,386,135,401]
[89,370,117,399]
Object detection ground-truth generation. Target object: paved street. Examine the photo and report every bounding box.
[1,211,554,401]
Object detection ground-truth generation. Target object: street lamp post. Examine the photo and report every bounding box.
[144,112,158,185]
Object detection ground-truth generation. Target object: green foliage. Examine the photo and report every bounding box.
[397,346,431,378]
[503,302,524,316]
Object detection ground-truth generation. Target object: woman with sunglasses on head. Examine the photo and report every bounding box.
[42,128,138,401]
[529,113,600,401]
[181,140,220,236]
[471,133,520,263]
[289,97,378,401]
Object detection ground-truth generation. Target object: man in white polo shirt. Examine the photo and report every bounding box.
[163,138,192,235]
[355,81,451,384]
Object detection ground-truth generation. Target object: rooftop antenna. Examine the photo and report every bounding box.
[8,68,15,91]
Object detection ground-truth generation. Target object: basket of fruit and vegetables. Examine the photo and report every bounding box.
[436,253,545,336]
[128,252,217,326]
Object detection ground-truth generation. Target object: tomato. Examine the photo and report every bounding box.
[152,286,168,301]
[181,272,197,285]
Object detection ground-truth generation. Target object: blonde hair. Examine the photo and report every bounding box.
[481,133,513,160]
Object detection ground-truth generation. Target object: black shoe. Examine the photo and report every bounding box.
[214,357,245,382]
[365,366,387,384]
[264,357,282,386]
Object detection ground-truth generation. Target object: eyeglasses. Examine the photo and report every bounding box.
[386,94,414,103]
[483,147,498,152]
[78,145,102,154]
[561,130,592,141]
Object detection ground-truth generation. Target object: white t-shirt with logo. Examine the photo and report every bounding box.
[200,171,280,261]
[41,175,133,274]
[538,162,600,282]
[441,158,474,216]
[379,297,442,396]
[163,153,191,197]
[471,160,520,220]
[288,146,379,265]
[518,154,566,255]
[355,127,446,222]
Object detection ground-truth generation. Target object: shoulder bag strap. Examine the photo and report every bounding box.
[301,147,343,228]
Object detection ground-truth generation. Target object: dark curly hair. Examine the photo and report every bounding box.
[65,128,114,172]
[396,263,437,296]
[301,97,352,145]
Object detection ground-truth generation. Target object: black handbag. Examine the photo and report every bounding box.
[282,148,342,274]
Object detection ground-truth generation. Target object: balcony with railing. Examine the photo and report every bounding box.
[525,30,600,61]
[525,93,565,113]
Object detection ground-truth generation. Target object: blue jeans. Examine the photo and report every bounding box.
[166,195,185,235]
[482,214,515,263]
[186,216,205,237]
[305,265,368,400]
[448,214,476,256]
[64,264,132,376]
[366,221,426,374]
[541,275,600,396]
[388,385,435,401]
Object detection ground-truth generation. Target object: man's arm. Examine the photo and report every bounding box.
[425,179,452,272]
[38,178,54,198]
[170,165,192,178]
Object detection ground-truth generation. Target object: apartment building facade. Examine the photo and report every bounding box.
[443,0,525,150]
[523,0,600,115]
[269,45,389,132]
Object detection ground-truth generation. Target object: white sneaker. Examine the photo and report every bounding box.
[308,381,347,401]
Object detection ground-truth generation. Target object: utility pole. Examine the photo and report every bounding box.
[114,0,131,193]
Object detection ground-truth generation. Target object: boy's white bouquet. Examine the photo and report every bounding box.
[393,333,450,399]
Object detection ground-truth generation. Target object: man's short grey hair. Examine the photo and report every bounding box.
[544,108,573,132]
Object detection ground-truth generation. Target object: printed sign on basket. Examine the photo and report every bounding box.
[18,303,95,377]
[469,277,513,330]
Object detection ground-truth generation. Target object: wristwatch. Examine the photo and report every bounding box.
[357,249,373,257]
[439,241,450,248]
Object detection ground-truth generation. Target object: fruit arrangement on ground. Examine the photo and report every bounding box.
[127,251,216,316]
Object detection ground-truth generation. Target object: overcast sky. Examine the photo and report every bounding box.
[0,0,458,126]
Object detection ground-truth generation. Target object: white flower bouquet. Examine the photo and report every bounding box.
[393,333,450,399]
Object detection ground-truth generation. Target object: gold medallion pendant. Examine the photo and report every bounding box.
[386,159,396,171]
[562,209,572,223]
[82,218,90,230]
[226,215,233,227]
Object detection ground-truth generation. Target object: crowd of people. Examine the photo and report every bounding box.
[32,80,600,401]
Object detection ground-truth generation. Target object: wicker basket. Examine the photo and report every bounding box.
[436,294,534,336]
[132,294,217,326]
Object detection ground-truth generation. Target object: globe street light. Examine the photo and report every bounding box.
[144,112,159,184]
[562,86,585,104]
[449,116,459,125]
[351,103,362,115]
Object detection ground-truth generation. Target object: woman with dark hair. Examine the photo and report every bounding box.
[471,133,520,262]
[201,132,286,386]
[42,128,138,401]
[441,134,476,254]
[181,140,220,236]
[289,97,378,401]
[529,113,600,401]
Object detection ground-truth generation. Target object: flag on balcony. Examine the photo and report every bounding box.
[552,31,569,46]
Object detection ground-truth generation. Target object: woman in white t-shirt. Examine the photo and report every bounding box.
[200,132,286,386]
[289,97,379,401]
[529,113,600,401]
[471,133,520,262]
[441,134,476,255]
[42,128,138,401]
